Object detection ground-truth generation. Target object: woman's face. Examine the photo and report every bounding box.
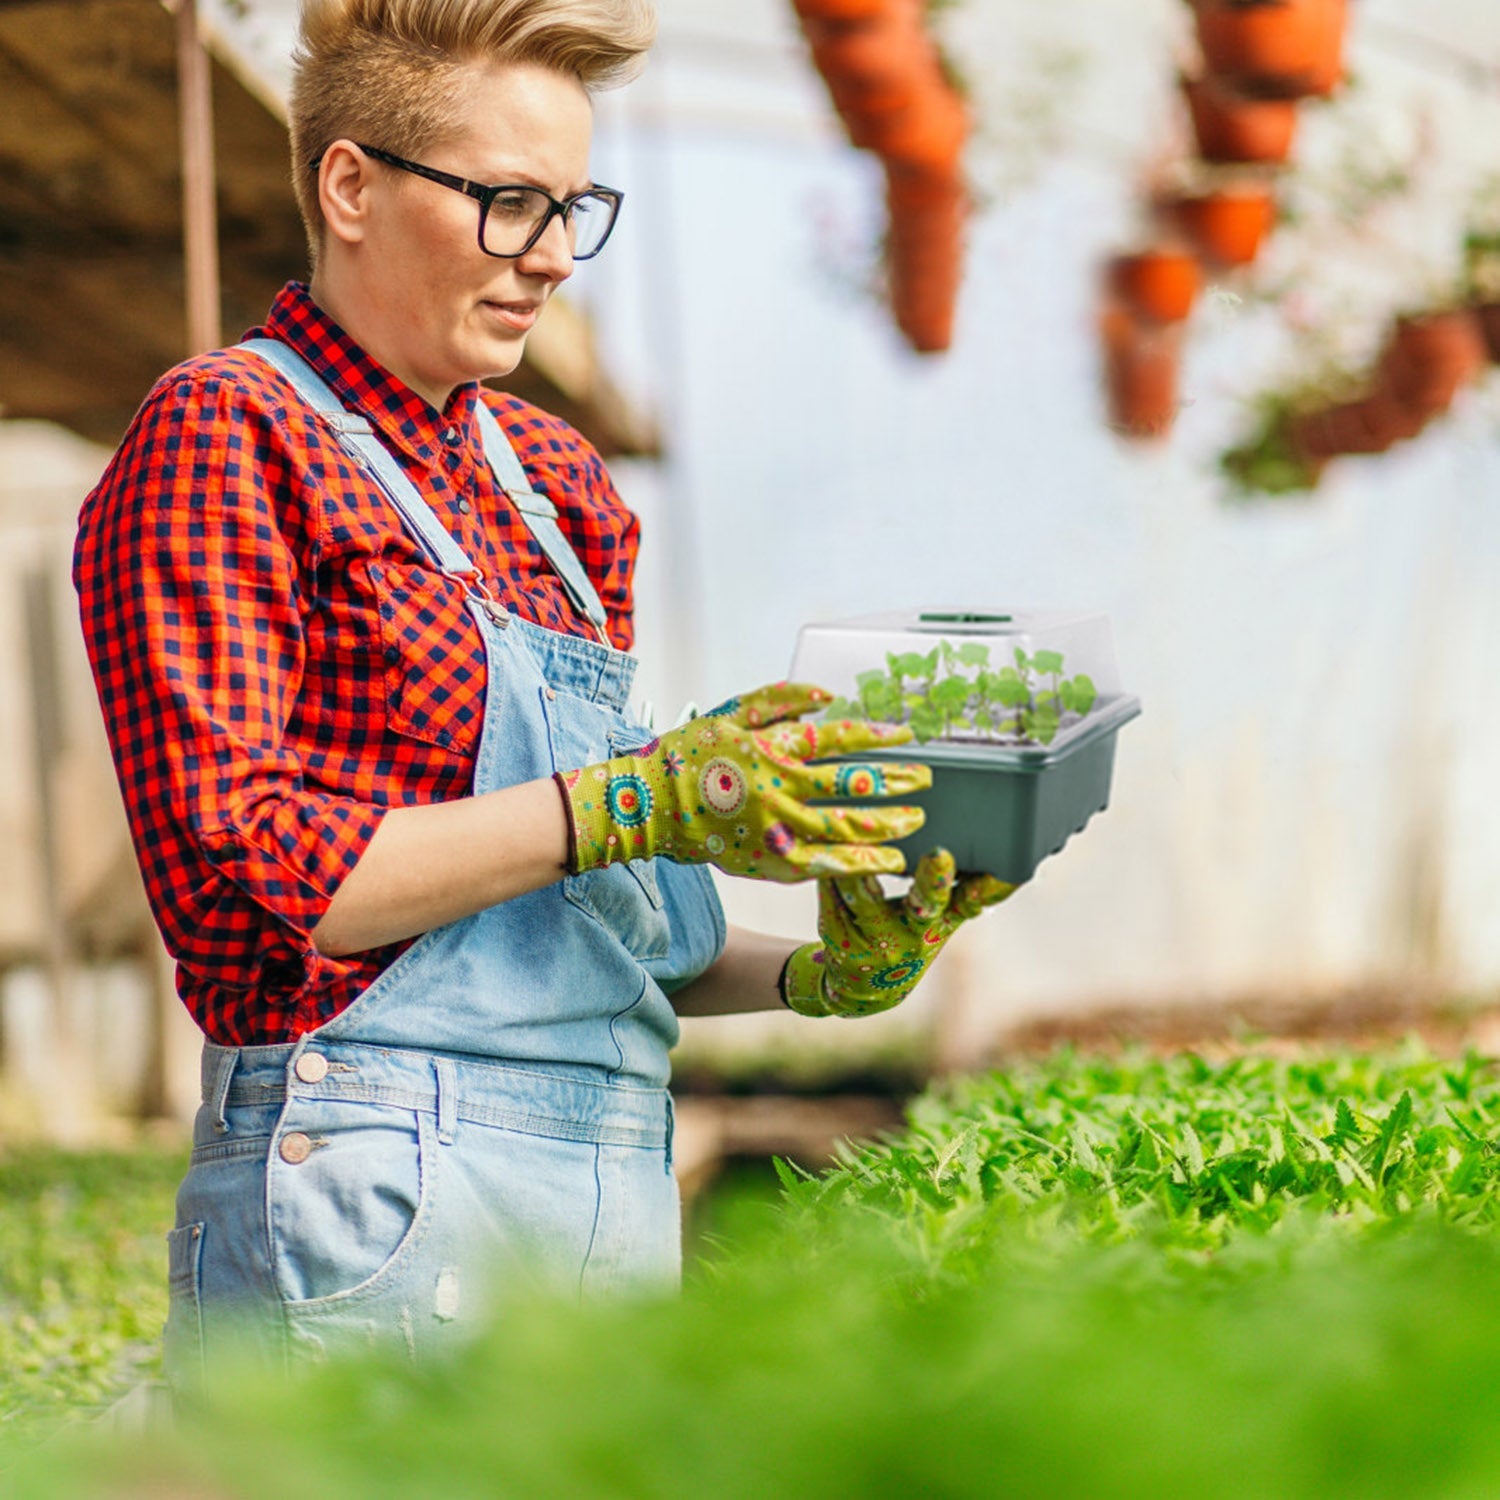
[327,61,595,409]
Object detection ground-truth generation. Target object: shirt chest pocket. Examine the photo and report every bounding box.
[369,562,486,756]
[542,688,668,962]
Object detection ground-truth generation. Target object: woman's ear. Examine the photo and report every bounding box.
[317,141,374,248]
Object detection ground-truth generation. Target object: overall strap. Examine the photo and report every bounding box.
[241,338,475,579]
[473,402,609,637]
[241,338,610,641]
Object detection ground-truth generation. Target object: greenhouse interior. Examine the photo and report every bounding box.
[3,0,1500,1494]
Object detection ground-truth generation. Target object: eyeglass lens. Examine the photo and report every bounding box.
[483,188,616,258]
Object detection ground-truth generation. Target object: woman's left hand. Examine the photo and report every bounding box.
[781,849,1018,1018]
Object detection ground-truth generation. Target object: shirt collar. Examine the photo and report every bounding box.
[250,281,483,471]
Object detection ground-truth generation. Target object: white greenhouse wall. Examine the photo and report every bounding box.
[576,0,1500,1049]
[7,1,1495,1098]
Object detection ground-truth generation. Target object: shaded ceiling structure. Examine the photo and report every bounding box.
[0,0,656,454]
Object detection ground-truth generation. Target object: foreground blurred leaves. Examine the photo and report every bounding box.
[0,1146,179,1447]
[14,1044,1500,1498]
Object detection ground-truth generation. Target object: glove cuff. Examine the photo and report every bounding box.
[781,942,837,1018]
[558,759,659,873]
[553,772,583,875]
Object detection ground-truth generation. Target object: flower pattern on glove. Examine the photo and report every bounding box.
[782,849,1018,1017]
[558,682,934,883]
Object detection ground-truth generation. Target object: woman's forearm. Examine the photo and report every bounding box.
[669,925,803,1016]
[310,776,569,957]
[312,799,807,1012]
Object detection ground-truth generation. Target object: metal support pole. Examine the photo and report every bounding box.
[176,0,221,353]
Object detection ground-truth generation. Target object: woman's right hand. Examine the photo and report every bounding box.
[555,682,931,882]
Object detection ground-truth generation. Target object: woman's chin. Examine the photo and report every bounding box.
[465,330,530,383]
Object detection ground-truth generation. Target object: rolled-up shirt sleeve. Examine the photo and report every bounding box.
[74,369,387,1028]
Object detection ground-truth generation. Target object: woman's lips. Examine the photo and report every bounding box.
[482,300,540,332]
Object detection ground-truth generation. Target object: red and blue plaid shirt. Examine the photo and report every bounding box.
[75,282,641,1046]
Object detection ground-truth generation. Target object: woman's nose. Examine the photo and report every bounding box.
[517,211,575,282]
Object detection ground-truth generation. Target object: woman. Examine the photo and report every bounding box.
[74,0,1014,1388]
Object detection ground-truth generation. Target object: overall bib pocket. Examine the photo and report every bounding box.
[268,1100,437,1307]
[543,688,671,961]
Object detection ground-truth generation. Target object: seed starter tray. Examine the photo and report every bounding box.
[826,694,1140,883]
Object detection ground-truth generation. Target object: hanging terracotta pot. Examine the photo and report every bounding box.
[792,0,890,22]
[886,164,966,353]
[1100,306,1183,440]
[1181,74,1299,164]
[1192,0,1348,100]
[1289,391,1425,460]
[807,0,924,98]
[800,0,967,170]
[887,164,966,239]
[1285,405,1349,463]
[889,236,963,353]
[1474,303,1500,363]
[1107,248,1203,323]
[1162,186,1278,269]
[1350,392,1427,448]
[1378,311,1487,418]
[856,78,968,172]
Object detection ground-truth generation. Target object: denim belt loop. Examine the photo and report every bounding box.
[663,1092,674,1175]
[206,1046,238,1134]
[435,1056,458,1146]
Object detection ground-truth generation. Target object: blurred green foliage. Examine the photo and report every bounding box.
[0,1144,181,1450]
[13,1045,1500,1497]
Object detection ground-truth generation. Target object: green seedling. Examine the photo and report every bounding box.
[823,639,1098,746]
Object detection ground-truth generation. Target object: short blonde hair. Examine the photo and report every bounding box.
[289,0,655,259]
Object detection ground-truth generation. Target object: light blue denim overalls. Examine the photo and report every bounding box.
[163,340,725,1389]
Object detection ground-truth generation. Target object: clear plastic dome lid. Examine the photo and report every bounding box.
[789,608,1132,754]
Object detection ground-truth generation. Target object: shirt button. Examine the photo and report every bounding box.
[279,1132,313,1165]
[456,498,472,515]
[294,1052,329,1084]
[444,425,461,446]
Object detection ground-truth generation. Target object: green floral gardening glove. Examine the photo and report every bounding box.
[557,683,933,882]
[781,849,1017,1017]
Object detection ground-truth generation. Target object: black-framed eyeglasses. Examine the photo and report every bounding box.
[333,143,624,260]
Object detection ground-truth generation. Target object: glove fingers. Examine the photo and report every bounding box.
[806,717,917,760]
[721,682,832,728]
[950,873,1019,921]
[906,848,958,922]
[828,871,891,927]
[798,759,933,800]
[784,841,910,879]
[769,793,926,848]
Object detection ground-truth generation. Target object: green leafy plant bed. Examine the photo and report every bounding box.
[780,1044,1500,1281]
[21,1043,1500,1500]
[815,631,1140,881]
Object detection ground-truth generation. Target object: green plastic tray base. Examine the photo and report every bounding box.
[825,697,1141,884]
